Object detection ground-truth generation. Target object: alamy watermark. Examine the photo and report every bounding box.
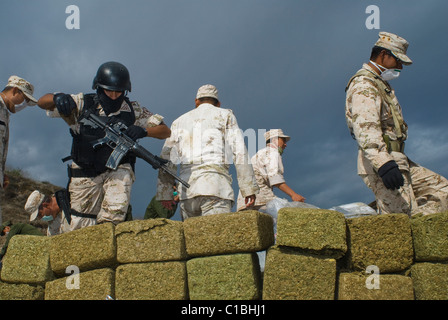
[365,265,380,290]
[365,5,380,30]
[66,5,80,30]
[65,265,80,289]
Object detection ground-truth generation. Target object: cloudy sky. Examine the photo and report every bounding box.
[2,0,448,220]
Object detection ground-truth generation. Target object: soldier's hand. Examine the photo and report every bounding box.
[245,195,256,207]
[53,93,76,116]
[125,125,147,141]
[378,160,404,190]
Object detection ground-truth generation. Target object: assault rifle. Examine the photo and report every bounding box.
[79,111,190,188]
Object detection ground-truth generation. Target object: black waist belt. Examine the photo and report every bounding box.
[68,166,101,178]
[70,209,97,220]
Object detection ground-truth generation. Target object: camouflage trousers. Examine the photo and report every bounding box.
[361,159,448,216]
[69,162,135,230]
[179,196,232,221]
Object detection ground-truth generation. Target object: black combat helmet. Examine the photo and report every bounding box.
[92,61,132,92]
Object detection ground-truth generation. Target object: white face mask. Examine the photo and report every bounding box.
[14,100,29,113]
[370,60,401,81]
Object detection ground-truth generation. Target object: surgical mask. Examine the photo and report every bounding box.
[370,60,401,81]
[41,215,54,222]
[14,100,29,113]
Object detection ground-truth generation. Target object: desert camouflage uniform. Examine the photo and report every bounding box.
[47,211,71,236]
[0,97,10,224]
[156,102,259,220]
[47,93,164,227]
[236,144,285,211]
[0,97,9,190]
[346,64,448,216]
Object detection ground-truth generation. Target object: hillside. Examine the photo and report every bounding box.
[0,168,62,246]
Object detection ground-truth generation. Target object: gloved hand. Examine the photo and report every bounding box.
[125,125,147,141]
[378,160,404,190]
[53,93,76,116]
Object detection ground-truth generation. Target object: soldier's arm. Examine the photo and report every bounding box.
[37,93,56,111]
[349,79,393,170]
[146,122,171,139]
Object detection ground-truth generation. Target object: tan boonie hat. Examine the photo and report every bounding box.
[374,31,413,65]
[25,190,46,222]
[196,84,219,100]
[264,129,291,142]
[6,75,38,105]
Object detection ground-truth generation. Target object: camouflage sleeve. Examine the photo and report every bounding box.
[132,101,164,128]
[156,121,178,201]
[347,77,393,170]
[225,110,259,198]
[265,148,286,186]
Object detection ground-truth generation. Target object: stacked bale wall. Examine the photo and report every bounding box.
[0,210,447,300]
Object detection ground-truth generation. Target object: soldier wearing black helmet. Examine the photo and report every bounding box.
[37,61,170,229]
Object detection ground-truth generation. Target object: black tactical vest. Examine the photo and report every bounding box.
[69,93,136,174]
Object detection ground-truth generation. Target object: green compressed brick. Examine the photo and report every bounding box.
[0,281,44,300]
[411,262,448,300]
[183,211,274,257]
[411,212,448,262]
[187,253,261,300]
[346,214,413,273]
[45,268,114,300]
[276,208,347,258]
[0,235,54,285]
[50,223,116,276]
[338,272,414,300]
[116,218,187,264]
[115,261,187,300]
[262,246,336,300]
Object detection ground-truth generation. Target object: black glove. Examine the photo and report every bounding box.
[378,160,404,190]
[125,125,147,141]
[53,93,76,116]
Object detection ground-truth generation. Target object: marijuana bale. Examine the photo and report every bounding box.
[338,272,414,300]
[346,214,413,273]
[262,246,336,300]
[276,208,347,258]
[50,223,116,276]
[411,262,448,300]
[183,211,274,257]
[0,281,44,300]
[116,218,187,264]
[410,212,448,262]
[45,268,115,300]
[115,261,188,300]
[1,235,54,285]
[187,253,262,300]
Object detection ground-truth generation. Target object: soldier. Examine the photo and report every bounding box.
[0,76,38,224]
[25,190,71,236]
[345,31,448,216]
[156,84,259,220]
[236,129,305,212]
[37,61,170,229]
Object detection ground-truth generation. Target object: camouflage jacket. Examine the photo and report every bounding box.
[156,103,259,202]
[0,97,10,188]
[345,64,409,174]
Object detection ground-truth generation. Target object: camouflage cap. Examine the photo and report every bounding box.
[25,190,46,222]
[264,129,291,142]
[6,75,38,105]
[374,31,413,65]
[196,84,219,100]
